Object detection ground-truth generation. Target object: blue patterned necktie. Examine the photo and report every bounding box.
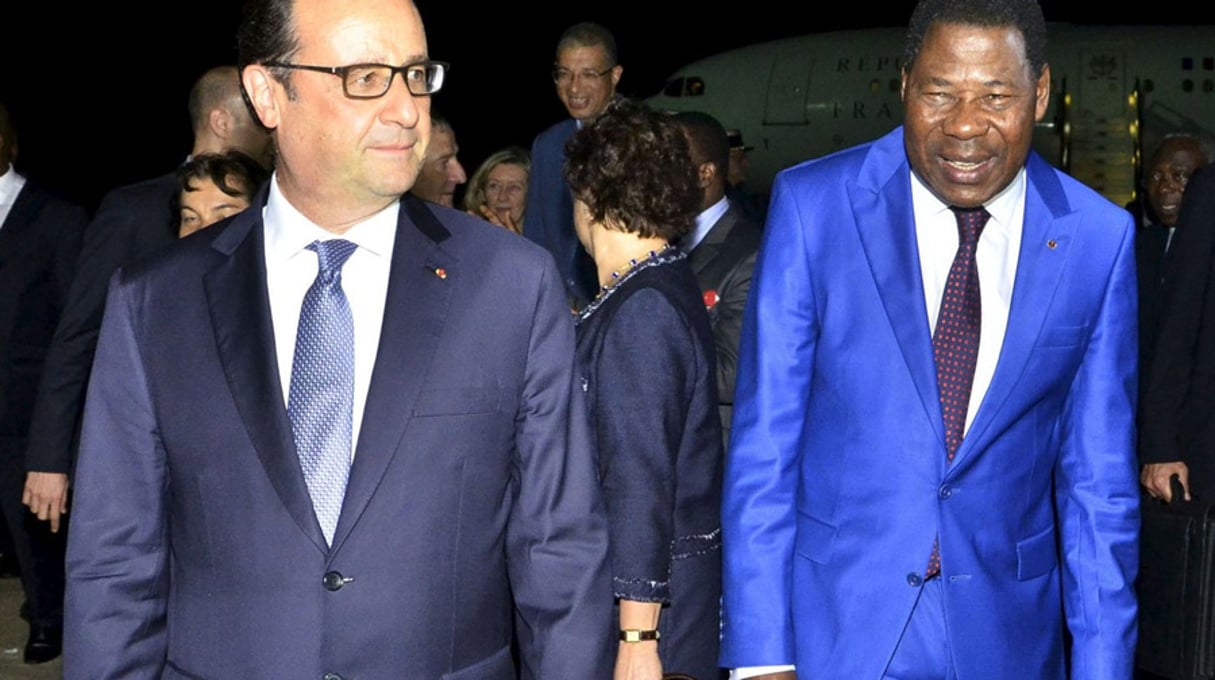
[288,239,358,546]
[926,206,989,579]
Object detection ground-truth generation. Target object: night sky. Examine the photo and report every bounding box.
[4,1,1214,211]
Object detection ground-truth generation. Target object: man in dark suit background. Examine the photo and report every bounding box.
[523,22,621,307]
[22,65,270,537]
[0,101,87,664]
[1132,132,1212,399]
[63,0,612,677]
[1141,163,1215,504]
[674,111,760,445]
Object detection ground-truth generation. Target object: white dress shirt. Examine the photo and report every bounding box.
[0,167,26,229]
[731,167,1026,680]
[263,176,398,460]
[681,195,731,253]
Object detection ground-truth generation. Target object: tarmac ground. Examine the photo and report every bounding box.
[0,576,60,679]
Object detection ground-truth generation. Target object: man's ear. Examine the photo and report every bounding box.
[208,108,231,140]
[241,65,282,130]
[698,162,716,190]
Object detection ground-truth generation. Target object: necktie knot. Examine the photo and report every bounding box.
[950,206,991,248]
[309,239,358,279]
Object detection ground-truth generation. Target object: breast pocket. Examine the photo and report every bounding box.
[1037,324,1089,349]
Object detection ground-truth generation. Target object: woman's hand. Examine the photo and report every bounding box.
[475,204,522,234]
[614,640,662,680]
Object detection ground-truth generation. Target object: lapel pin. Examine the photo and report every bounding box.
[431,266,447,279]
[1047,239,1058,249]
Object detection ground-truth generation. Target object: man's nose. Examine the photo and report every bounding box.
[941,98,988,140]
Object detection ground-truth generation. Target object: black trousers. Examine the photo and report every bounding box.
[0,437,64,627]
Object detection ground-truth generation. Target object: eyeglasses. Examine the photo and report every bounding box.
[264,60,449,98]
[552,66,615,86]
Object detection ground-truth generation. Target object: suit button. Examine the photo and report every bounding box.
[323,673,343,680]
[322,571,348,591]
[938,485,952,500]
[906,572,923,587]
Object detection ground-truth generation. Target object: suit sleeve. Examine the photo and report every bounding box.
[1140,167,1215,467]
[63,273,169,678]
[594,289,694,602]
[507,254,613,680]
[719,174,815,668]
[27,191,161,474]
[522,135,548,248]
[1055,211,1140,679]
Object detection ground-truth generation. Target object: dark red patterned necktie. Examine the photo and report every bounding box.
[925,206,989,580]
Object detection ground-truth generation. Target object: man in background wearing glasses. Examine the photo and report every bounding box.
[62,0,613,677]
[524,22,623,307]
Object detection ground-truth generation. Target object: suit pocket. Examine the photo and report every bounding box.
[441,645,514,680]
[794,512,839,565]
[413,385,501,417]
[1016,524,1058,580]
[1037,324,1089,349]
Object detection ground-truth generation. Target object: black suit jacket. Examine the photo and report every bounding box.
[0,179,87,437]
[1141,165,1215,495]
[687,202,761,441]
[25,172,177,473]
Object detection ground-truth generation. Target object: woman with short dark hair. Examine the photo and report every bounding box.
[565,98,724,680]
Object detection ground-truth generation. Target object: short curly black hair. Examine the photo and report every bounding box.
[563,99,700,242]
[905,0,1047,79]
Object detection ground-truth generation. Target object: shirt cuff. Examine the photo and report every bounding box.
[731,665,797,679]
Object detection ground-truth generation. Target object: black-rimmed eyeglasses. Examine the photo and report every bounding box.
[264,60,449,98]
[552,66,615,86]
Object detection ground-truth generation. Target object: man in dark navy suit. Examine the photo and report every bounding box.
[0,102,88,664]
[523,22,622,306]
[64,0,612,677]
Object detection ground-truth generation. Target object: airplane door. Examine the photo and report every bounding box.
[1069,49,1137,205]
[764,51,813,124]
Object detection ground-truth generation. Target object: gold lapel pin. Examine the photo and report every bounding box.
[433,267,447,279]
[1047,240,1058,249]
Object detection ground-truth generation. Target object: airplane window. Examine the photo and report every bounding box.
[1183,79,1194,93]
[1204,80,1213,93]
[889,79,899,92]
[1206,57,1214,71]
[663,78,685,97]
[686,78,705,96]
[1183,57,1194,71]
[869,79,881,93]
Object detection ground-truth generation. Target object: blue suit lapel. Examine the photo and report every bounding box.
[849,129,947,453]
[330,196,456,552]
[203,192,330,553]
[952,153,1076,467]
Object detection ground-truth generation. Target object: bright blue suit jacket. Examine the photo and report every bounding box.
[64,193,614,679]
[720,127,1139,679]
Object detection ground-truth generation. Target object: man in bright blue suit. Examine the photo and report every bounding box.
[720,1,1139,678]
[523,22,622,307]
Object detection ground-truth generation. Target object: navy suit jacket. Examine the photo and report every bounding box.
[64,192,613,679]
[25,172,178,473]
[523,119,598,305]
[721,127,1139,679]
[0,179,87,437]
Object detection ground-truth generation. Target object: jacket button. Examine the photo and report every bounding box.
[323,571,347,591]
[323,674,343,680]
[906,572,923,587]
[938,485,952,500]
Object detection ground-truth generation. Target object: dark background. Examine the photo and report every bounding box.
[4,1,1214,211]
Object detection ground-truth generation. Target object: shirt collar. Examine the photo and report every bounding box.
[0,166,26,206]
[909,166,1026,230]
[263,173,398,262]
[682,196,730,253]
